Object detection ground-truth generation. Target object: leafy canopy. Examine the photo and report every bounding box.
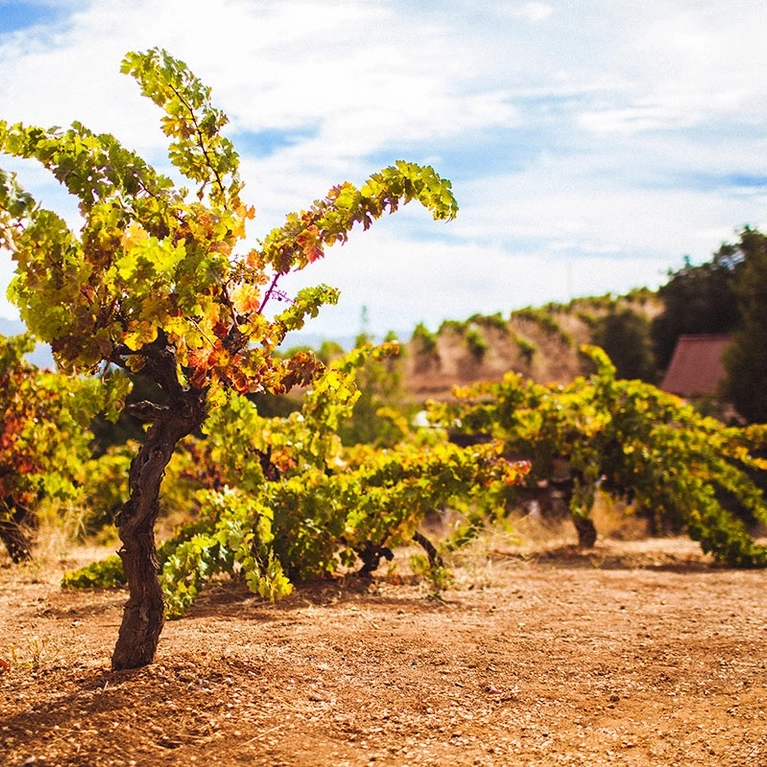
[721,228,767,422]
[64,345,529,616]
[0,47,458,409]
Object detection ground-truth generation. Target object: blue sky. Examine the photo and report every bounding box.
[1,0,767,339]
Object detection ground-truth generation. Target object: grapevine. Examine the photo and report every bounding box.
[1,47,458,667]
[427,345,767,566]
[0,333,118,561]
[65,345,530,617]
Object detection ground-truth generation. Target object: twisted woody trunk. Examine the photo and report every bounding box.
[111,341,207,671]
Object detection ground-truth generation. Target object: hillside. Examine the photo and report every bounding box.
[401,291,662,402]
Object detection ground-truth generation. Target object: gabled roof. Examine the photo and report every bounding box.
[660,335,729,397]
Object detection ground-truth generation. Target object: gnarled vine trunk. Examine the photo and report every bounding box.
[0,499,36,563]
[111,381,207,671]
[572,514,598,549]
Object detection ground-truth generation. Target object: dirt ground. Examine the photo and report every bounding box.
[2,522,767,767]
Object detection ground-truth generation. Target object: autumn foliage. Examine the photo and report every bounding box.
[0,48,459,669]
[0,334,108,561]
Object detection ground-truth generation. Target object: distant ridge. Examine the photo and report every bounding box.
[0,289,661,386]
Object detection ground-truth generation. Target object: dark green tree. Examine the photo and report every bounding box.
[721,229,767,422]
[591,306,657,382]
[651,247,742,369]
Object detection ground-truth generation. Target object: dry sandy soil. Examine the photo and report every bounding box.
[2,525,767,767]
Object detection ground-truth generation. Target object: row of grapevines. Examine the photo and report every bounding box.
[64,344,529,616]
[426,345,767,566]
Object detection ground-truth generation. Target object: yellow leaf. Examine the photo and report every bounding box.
[162,315,192,343]
[207,385,228,408]
[230,282,262,315]
[120,221,149,250]
[123,321,158,351]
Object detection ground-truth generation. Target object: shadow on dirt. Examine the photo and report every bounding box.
[490,542,723,573]
[182,573,451,622]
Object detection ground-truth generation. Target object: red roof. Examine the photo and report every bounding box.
[660,335,729,397]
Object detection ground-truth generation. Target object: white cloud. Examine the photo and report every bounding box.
[576,6,767,135]
[512,3,554,23]
[457,163,767,264]
[2,1,767,334]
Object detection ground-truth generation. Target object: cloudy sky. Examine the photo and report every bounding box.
[1,0,766,339]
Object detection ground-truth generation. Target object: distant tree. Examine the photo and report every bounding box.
[651,247,742,369]
[316,339,346,364]
[591,306,657,382]
[412,322,438,356]
[721,229,767,422]
[0,48,457,669]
